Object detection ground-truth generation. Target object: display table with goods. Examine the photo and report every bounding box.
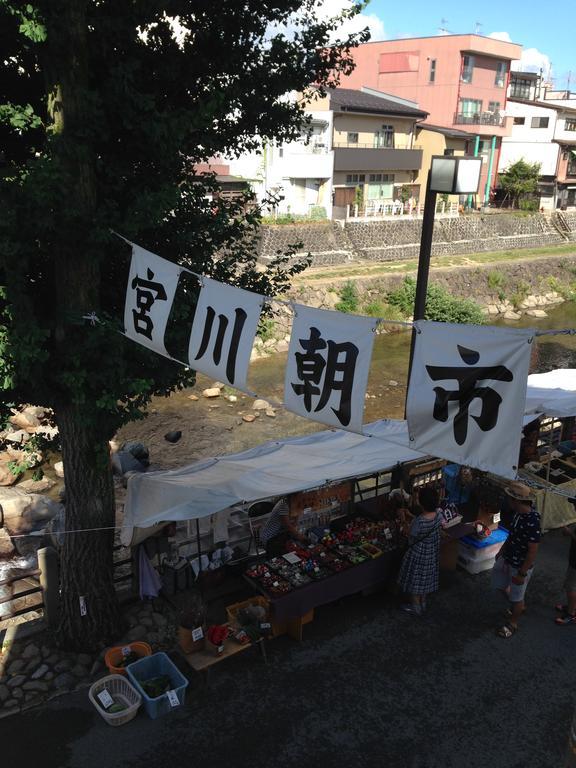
[183,604,270,678]
[519,456,576,530]
[244,517,404,638]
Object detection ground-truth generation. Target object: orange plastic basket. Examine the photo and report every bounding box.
[104,641,152,676]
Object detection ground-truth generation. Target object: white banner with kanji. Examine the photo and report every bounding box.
[406,321,534,478]
[188,277,263,392]
[124,242,181,357]
[284,304,376,433]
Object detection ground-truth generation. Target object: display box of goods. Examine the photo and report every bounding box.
[345,547,369,565]
[325,555,350,573]
[226,598,272,643]
[266,557,286,572]
[126,652,189,719]
[88,674,142,727]
[246,563,273,582]
[261,575,292,596]
[359,542,382,559]
[288,571,312,588]
[285,541,312,560]
[321,532,340,549]
[104,642,152,677]
[205,624,230,656]
[300,559,331,580]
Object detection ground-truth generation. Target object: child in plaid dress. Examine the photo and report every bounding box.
[397,487,442,615]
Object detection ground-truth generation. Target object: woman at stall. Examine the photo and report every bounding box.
[397,486,443,616]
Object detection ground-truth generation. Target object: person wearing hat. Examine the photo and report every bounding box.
[491,481,541,638]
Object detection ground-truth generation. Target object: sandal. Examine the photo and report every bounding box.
[555,613,576,625]
[496,622,517,639]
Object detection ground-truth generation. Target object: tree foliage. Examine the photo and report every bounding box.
[499,159,541,208]
[387,277,485,325]
[0,0,367,649]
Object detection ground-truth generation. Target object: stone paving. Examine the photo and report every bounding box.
[0,598,178,718]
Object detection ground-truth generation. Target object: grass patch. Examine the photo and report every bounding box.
[293,243,576,284]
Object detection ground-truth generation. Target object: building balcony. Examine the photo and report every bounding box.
[333,146,423,172]
[275,149,334,179]
[454,112,505,127]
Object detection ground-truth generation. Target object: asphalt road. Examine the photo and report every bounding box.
[3,530,574,768]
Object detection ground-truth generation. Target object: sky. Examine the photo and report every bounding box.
[321,0,575,91]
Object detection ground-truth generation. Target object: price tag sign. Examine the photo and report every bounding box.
[121,646,131,657]
[384,528,392,540]
[192,627,204,642]
[260,622,271,630]
[79,596,87,617]
[97,689,114,710]
[167,690,180,708]
[494,512,501,524]
[320,552,326,558]
[273,581,279,587]
[314,567,320,573]
[217,645,224,653]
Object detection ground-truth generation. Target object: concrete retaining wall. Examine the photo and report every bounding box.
[257,213,572,267]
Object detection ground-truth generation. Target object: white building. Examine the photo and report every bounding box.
[498,98,559,209]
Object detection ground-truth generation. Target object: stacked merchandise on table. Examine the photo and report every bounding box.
[245,517,404,597]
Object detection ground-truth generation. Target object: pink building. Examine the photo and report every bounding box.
[342,34,523,203]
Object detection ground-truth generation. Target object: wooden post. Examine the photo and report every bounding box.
[38,546,60,629]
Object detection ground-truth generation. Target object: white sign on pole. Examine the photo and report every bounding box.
[188,277,262,393]
[284,304,376,433]
[124,243,181,357]
[406,321,534,478]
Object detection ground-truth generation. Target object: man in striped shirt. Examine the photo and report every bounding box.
[260,496,305,555]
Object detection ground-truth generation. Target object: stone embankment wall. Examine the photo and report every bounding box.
[250,255,576,359]
[257,213,576,267]
[292,257,576,314]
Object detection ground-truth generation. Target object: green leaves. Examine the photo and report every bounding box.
[388,277,485,325]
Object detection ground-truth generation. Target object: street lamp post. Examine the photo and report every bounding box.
[406,156,483,403]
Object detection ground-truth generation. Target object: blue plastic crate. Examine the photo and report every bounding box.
[460,528,508,550]
[126,652,188,719]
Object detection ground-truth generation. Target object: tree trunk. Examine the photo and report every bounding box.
[56,405,123,650]
[44,0,123,649]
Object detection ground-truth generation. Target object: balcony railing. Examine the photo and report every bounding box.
[454,112,505,127]
[333,141,422,150]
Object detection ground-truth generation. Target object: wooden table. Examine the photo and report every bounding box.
[183,634,267,682]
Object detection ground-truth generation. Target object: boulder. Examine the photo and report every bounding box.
[120,441,149,465]
[265,409,276,418]
[17,478,56,494]
[164,430,182,444]
[275,340,289,353]
[525,309,548,318]
[54,461,64,478]
[187,394,199,401]
[202,388,220,398]
[242,414,256,423]
[0,528,15,558]
[4,430,29,445]
[111,451,147,476]
[0,463,19,487]
[1,491,62,529]
[503,310,521,320]
[9,411,40,431]
[252,399,270,411]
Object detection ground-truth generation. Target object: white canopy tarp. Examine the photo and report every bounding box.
[121,419,424,544]
[524,369,576,418]
[121,369,576,544]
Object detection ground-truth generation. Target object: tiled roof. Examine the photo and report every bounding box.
[329,88,428,118]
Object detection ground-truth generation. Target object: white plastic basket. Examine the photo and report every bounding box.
[88,674,142,727]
